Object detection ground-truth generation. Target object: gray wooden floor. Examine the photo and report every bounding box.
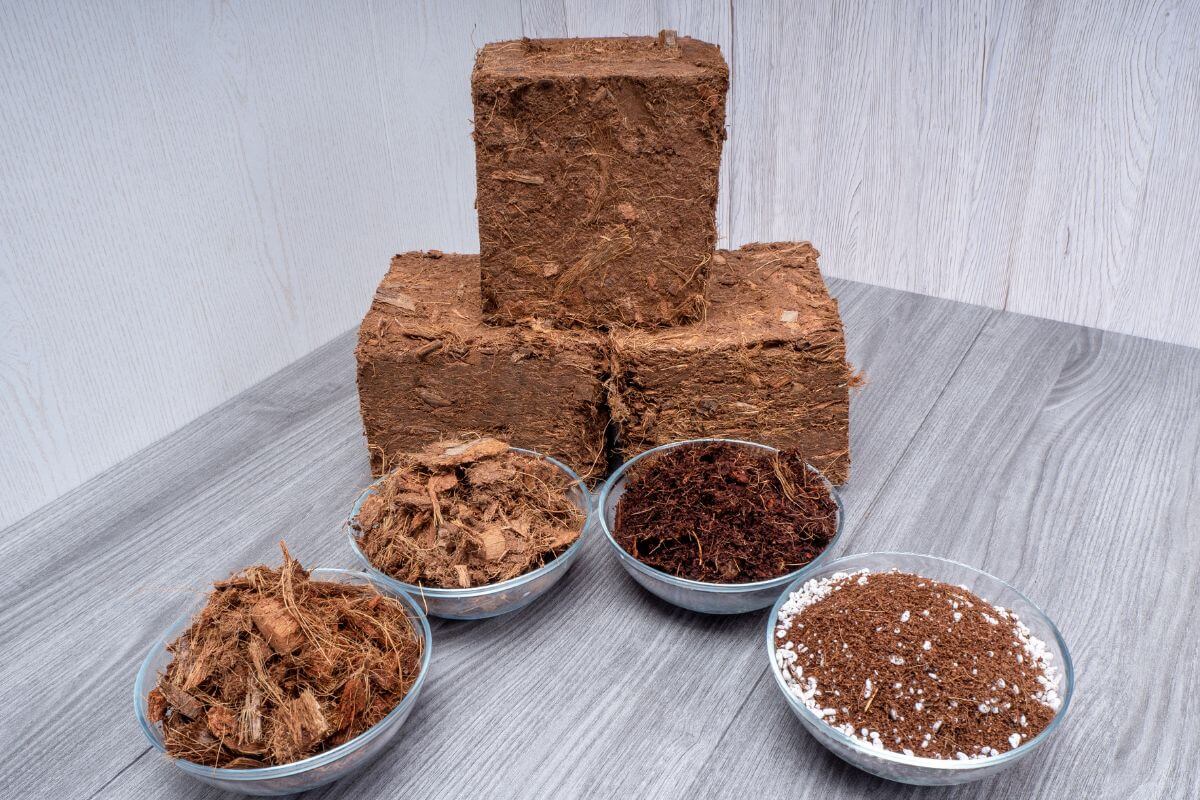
[1,280,1197,800]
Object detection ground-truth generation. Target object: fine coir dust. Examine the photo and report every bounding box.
[774,570,1063,760]
[147,544,423,768]
[353,438,585,589]
[613,441,838,583]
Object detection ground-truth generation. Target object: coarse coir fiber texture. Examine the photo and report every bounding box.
[608,242,856,484]
[147,544,422,768]
[356,251,608,482]
[473,33,728,328]
[353,437,586,589]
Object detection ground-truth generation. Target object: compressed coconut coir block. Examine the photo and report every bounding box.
[472,32,728,328]
[608,242,854,483]
[356,251,607,481]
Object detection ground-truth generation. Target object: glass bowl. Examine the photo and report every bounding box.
[765,552,1074,786]
[347,447,594,620]
[597,438,844,614]
[134,568,432,796]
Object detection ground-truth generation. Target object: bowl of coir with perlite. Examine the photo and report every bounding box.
[348,437,593,620]
[767,552,1073,785]
[598,438,843,614]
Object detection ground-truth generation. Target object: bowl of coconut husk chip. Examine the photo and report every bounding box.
[347,437,593,620]
[134,544,431,796]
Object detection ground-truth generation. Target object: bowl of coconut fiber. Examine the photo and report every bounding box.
[767,552,1074,785]
[134,544,431,796]
[598,438,843,614]
[347,437,593,620]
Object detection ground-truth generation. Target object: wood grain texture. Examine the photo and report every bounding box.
[2,282,1196,799]
[726,0,1200,350]
[0,332,368,800]
[0,0,401,527]
[2,0,1198,533]
[688,311,1200,799]
[368,0,520,256]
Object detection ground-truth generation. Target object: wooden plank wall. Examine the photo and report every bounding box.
[1,0,1197,527]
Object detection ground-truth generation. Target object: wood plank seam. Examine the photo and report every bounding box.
[846,310,998,528]
[680,666,771,797]
[84,747,152,800]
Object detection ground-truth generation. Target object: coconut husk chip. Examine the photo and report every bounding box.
[352,437,585,589]
[422,437,510,467]
[147,543,422,768]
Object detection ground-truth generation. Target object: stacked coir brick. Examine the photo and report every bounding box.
[356,32,854,484]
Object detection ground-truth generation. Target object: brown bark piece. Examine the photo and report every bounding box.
[250,598,304,655]
[333,674,370,733]
[545,527,579,551]
[157,682,204,720]
[151,546,423,769]
[454,565,471,588]
[206,705,239,741]
[424,437,510,468]
[271,690,330,764]
[608,242,853,483]
[465,459,512,485]
[356,252,608,482]
[478,528,508,561]
[472,35,728,328]
[147,688,167,723]
[426,472,459,493]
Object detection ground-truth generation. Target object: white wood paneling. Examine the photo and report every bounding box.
[0,0,516,528]
[726,0,1200,346]
[1,0,1198,528]
[0,0,402,526]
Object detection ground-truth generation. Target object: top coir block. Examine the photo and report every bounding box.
[472,33,728,328]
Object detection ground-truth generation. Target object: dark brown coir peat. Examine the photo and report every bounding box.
[613,441,838,583]
[773,570,1063,760]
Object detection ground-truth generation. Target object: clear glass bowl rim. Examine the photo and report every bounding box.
[133,567,434,782]
[596,437,845,594]
[345,447,595,599]
[764,551,1076,771]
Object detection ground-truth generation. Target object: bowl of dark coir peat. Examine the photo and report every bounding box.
[598,438,843,614]
[347,438,594,620]
[766,552,1074,785]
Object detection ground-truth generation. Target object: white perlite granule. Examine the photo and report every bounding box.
[772,568,1064,761]
[774,569,869,630]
